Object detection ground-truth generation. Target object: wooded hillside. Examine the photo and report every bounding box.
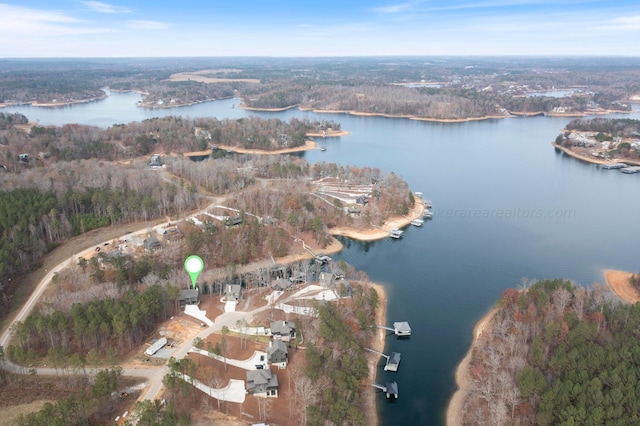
[462,278,640,425]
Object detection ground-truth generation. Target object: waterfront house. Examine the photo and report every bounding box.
[266,339,288,368]
[225,284,242,301]
[270,320,296,342]
[246,369,279,397]
[271,278,292,291]
[179,288,199,306]
[319,271,334,288]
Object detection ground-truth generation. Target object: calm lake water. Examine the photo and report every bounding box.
[3,93,640,425]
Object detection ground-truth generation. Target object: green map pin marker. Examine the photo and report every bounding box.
[184,255,204,288]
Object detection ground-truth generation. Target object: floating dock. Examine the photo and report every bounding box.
[385,352,402,372]
[621,166,640,174]
[393,321,411,337]
[389,229,404,239]
[377,321,412,337]
[372,382,399,399]
[602,162,627,169]
[365,348,402,372]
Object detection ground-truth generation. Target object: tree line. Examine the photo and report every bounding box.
[0,159,199,320]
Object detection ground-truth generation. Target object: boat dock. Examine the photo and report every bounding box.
[377,321,412,337]
[411,218,424,227]
[372,382,399,399]
[621,166,640,174]
[365,348,402,372]
[602,162,627,169]
[389,229,404,239]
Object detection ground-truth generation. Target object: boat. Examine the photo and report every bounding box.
[390,229,404,239]
[411,219,424,227]
[422,199,433,208]
[320,146,326,151]
[423,210,433,219]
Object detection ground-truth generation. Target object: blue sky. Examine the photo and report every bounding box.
[1,1,639,57]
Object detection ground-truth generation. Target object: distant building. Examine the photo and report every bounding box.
[145,337,167,356]
[319,271,334,288]
[225,216,242,227]
[270,320,296,342]
[271,278,292,291]
[149,154,162,167]
[246,369,279,397]
[143,235,161,251]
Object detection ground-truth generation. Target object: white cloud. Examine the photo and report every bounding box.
[79,1,132,14]
[0,3,110,36]
[609,15,640,30]
[373,2,416,14]
[127,20,169,30]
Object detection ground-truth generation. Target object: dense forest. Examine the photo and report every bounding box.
[0,114,336,165]
[462,278,640,425]
[565,117,640,136]
[302,286,379,425]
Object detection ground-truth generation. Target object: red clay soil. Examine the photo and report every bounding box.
[186,333,304,425]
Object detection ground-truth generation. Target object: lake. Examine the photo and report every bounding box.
[3,93,640,425]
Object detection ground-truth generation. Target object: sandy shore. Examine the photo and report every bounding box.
[306,130,350,138]
[446,307,498,426]
[240,104,300,112]
[552,142,615,165]
[365,282,388,426]
[552,142,640,166]
[183,140,318,157]
[605,269,639,303]
[0,95,108,108]
[329,199,426,241]
[310,108,510,123]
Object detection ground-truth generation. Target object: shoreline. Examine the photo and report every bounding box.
[0,95,108,108]
[306,130,350,138]
[604,269,639,303]
[446,307,498,426]
[552,142,640,166]
[366,282,387,426]
[138,95,234,109]
[183,140,318,157]
[329,199,426,241]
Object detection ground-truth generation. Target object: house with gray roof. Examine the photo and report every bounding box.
[179,288,199,306]
[143,235,161,251]
[266,339,288,368]
[270,320,296,342]
[224,284,242,301]
[246,369,279,397]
